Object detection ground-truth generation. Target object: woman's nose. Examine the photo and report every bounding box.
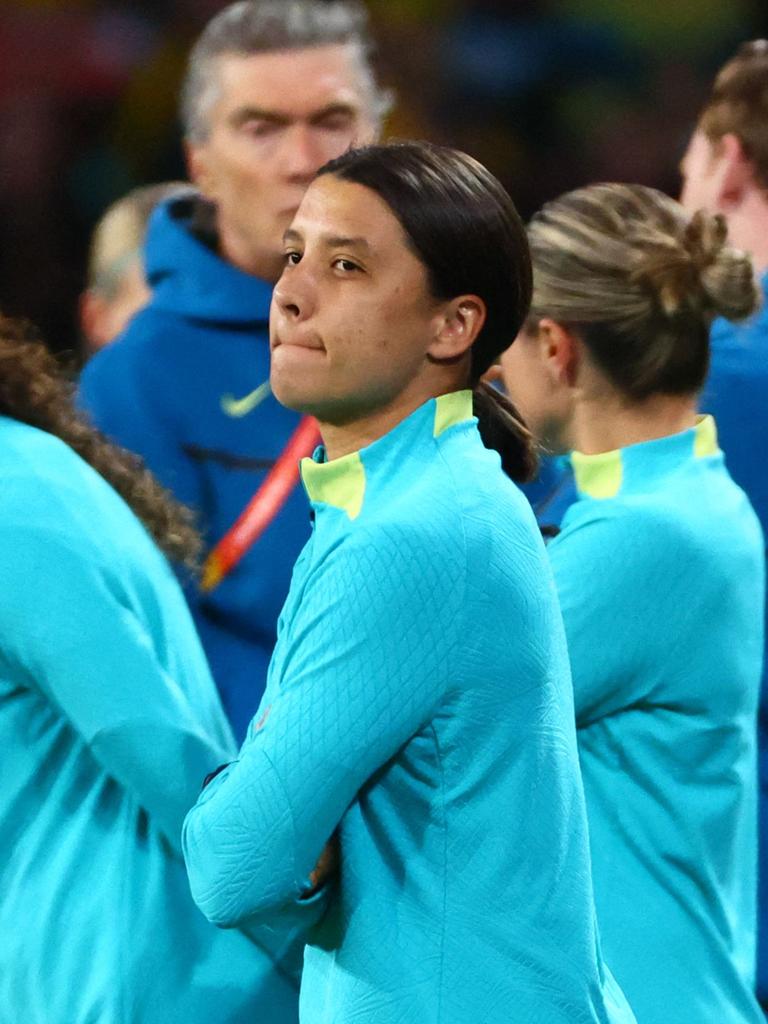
[274,281,301,319]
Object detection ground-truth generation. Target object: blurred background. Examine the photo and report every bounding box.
[1,0,767,355]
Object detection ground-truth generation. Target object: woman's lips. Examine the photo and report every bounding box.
[273,332,325,352]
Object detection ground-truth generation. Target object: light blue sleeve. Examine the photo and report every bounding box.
[78,331,203,512]
[0,520,232,854]
[182,523,465,928]
[548,508,661,725]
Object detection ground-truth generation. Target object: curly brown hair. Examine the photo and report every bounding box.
[0,318,201,567]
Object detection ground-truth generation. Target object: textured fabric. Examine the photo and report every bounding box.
[702,274,768,1007]
[0,416,298,1024]
[77,194,310,740]
[184,392,636,1024]
[549,418,765,1023]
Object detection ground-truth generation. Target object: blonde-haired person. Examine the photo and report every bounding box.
[499,183,765,1024]
[80,182,193,355]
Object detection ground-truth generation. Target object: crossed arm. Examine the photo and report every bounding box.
[182,527,463,927]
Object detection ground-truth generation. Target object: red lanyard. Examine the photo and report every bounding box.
[201,416,321,592]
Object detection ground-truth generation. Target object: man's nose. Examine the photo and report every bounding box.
[281,125,327,183]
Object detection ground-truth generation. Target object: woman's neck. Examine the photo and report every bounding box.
[570,391,699,456]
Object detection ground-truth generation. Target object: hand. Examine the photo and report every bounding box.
[306,833,340,894]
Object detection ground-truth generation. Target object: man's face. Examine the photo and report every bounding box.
[270,174,442,424]
[188,45,377,275]
[679,129,724,214]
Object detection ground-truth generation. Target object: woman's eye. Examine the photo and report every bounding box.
[333,258,360,272]
[284,251,302,266]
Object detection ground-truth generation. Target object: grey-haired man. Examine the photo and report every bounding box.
[80,1,390,743]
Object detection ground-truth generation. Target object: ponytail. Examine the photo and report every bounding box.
[472,380,537,483]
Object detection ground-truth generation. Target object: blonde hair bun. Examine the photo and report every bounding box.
[630,208,757,323]
[528,182,759,400]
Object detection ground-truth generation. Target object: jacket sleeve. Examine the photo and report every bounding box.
[78,326,203,513]
[0,520,234,854]
[182,523,465,928]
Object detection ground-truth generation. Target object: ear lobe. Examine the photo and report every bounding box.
[428,296,486,361]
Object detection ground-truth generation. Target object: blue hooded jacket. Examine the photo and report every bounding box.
[79,196,310,741]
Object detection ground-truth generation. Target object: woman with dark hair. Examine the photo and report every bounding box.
[499,184,764,1023]
[183,142,636,1023]
[0,322,299,1022]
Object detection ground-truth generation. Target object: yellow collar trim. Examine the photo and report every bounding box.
[693,415,718,458]
[300,391,473,520]
[433,389,474,438]
[571,448,623,500]
[300,450,366,521]
[572,415,720,499]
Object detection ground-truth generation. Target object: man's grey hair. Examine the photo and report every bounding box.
[181,0,392,143]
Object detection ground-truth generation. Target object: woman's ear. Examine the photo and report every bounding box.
[717,132,755,208]
[427,295,487,362]
[537,318,580,388]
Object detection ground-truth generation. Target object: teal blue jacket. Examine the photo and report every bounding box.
[183,392,636,1024]
[549,417,765,1023]
[0,416,298,1023]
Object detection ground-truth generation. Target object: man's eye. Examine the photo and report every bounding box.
[244,121,278,138]
[317,113,354,132]
[284,251,302,266]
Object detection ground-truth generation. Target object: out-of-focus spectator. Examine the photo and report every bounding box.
[78,0,389,741]
[80,181,193,356]
[680,38,768,1010]
[3,2,768,352]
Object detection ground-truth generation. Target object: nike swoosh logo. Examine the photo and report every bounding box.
[220,380,272,418]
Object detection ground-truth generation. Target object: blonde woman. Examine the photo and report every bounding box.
[500,184,765,1023]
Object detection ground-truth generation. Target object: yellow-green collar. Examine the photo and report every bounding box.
[571,415,719,500]
[300,390,474,520]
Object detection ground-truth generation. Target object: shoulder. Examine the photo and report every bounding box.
[436,426,548,572]
[84,304,187,372]
[555,494,685,555]
[551,489,748,596]
[0,420,143,559]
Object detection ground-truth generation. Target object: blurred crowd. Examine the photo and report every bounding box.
[1,0,767,353]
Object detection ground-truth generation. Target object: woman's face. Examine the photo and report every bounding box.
[498,324,574,455]
[269,174,448,425]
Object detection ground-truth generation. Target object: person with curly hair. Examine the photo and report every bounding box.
[499,184,765,1023]
[0,320,300,1022]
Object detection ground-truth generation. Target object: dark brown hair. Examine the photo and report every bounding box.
[0,319,200,566]
[698,40,768,190]
[318,141,537,481]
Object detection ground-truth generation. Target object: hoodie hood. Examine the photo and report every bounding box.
[145,195,273,326]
